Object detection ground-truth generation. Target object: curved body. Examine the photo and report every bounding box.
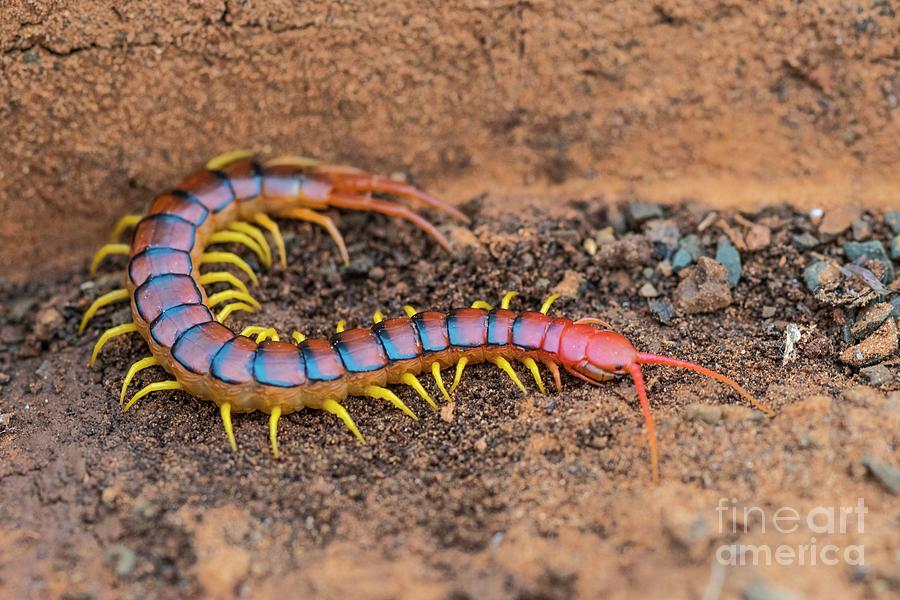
[84,152,772,481]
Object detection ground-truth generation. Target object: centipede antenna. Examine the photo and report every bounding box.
[400,373,437,410]
[539,293,561,315]
[120,356,159,404]
[205,149,254,170]
[291,331,306,344]
[108,214,142,241]
[543,360,563,393]
[372,309,384,323]
[207,289,261,309]
[500,291,518,309]
[628,364,660,484]
[269,407,282,458]
[253,214,287,268]
[335,320,346,333]
[209,231,270,267]
[322,399,365,442]
[123,380,183,412]
[200,252,259,285]
[493,357,527,394]
[636,353,774,416]
[450,357,468,394]
[215,302,256,323]
[281,208,350,267]
[365,385,418,421]
[90,323,139,366]
[89,243,130,275]
[229,222,273,266]
[199,271,249,294]
[220,402,237,451]
[403,305,417,317]
[431,362,451,402]
[470,300,493,310]
[80,288,130,333]
[522,357,546,394]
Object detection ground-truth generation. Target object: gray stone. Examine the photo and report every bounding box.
[792,232,820,249]
[627,201,664,224]
[672,234,703,272]
[644,219,681,257]
[803,260,838,293]
[715,236,742,287]
[862,456,900,494]
[844,240,894,282]
[648,298,674,324]
[860,364,893,386]
[890,235,900,260]
[890,296,900,318]
[638,282,658,298]
[743,581,801,600]
[885,211,900,235]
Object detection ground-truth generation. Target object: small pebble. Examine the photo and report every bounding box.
[890,235,899,260]
[850,302,892,340]
[851,216,872,240]
[890,296,900,318]
[656,260,673,277]
[802,260,839,293]
[638,282,658,298]
[106,545,137,577]
[626,201,663,224]
[885,211,900,235]
[761,306,777,318]
[743,580,801,600]
[818,205,861,236]
[672,234,703,272]
[674,257,733,314]
[583,237,597,256]
[644,219,680,257]
[368,266,385,281]
[648,299,674,324]
[715,236,741,287]
[839,318,898,366]
[859,364,893,386]
[791,232,820,250]
[862,456,900,494]
[594,227,616,245]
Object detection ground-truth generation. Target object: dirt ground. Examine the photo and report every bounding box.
[1,2,899,600]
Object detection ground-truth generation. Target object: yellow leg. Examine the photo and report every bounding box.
[215,302,256,323]
[109,214,142,241]
[90,323,138,366]
[206,149,254,170]
[209,231,270,267]
[89,243,129,275]
[229,222,273,267]
[372,309,384,324]
[365,385,417,421]
[265,155,321,169]
[254,214,286,268]
[470,300,493,310]
[199,252,259,285]
[240,325,270,337]
[269,407,282,457]
[322,399,365,442]
[500,290,518,309]
[400,373,437,410]
[120,356,159,404]
[335,320,346,333]
[255,328,280,343]
[494,356,526,394]
[281,207,349,267]
[220,402,237,451]
[431,362,450,402]
[403,305,417,317]
[80,288,129,334]
[450,357,468,394]
[207,289,261,309]
[199,271,249,294]
[123,380,183,412]
[522,357,546,394]
[539,294,561,315]
[291,331,306,344]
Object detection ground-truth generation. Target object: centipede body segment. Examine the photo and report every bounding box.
[82,151,773,481]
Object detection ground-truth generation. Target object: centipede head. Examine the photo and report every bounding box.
[558,318,773,483]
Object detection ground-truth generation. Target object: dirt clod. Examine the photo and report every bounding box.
[674,257,732,314]
[840,318,899,367]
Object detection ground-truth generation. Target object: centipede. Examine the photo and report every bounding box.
[81,150,774,481]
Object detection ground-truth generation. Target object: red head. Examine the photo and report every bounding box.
[555,318,773,482]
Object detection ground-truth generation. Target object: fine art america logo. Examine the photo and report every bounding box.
[715,498,867,566]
